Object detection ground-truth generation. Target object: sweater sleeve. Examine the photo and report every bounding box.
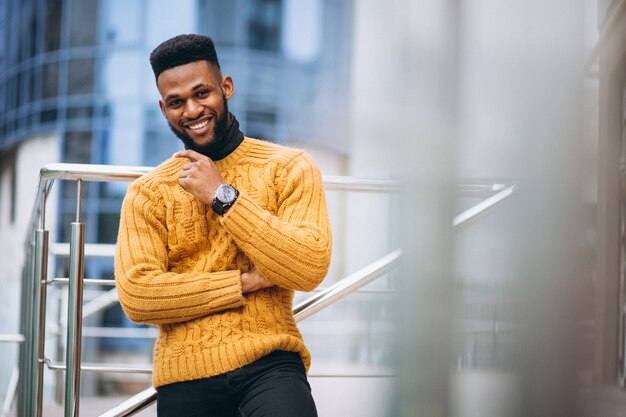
[114,181,245,325]
[220,151,332,291]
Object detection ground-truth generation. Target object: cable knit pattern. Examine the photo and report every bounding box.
[114,138,332,388]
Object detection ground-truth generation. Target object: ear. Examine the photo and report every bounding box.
[221,75,235,100]
[159,100,166,117]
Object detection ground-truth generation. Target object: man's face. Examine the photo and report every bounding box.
[157,60,234,150]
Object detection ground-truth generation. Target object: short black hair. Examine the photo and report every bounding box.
[149,34,221,82]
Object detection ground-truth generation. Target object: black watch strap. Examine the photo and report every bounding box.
[211,185,239,215]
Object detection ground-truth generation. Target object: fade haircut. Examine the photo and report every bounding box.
[149,34,221,82]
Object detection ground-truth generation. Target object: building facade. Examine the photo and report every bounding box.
[0,1,400,414]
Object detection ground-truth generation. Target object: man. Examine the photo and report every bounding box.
[114,34,331,417]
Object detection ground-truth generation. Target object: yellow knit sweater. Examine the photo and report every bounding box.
[114,137,332,388]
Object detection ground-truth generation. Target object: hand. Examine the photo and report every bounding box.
[241,266,275,294]
[174,150,224,205]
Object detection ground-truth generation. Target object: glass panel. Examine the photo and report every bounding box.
[6,75,17,113]
[247,0,282,51]
[41,108,58,123]
[97,211,121,244]
[104,0,141,46]
[0,81,5,115]
[0,7,6,64]
[67,105,93,120]
[198,0,237,46]
[44,0,62,52]
[69,0,98,47]
[67,58,95,95]
[30,64,39,102]
[15,72,23,110]
[63,130,92,163]
[42,61,59,99]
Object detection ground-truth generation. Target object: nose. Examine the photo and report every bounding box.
[183,99,203,119]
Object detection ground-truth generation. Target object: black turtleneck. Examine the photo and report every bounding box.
[203,113,244,161]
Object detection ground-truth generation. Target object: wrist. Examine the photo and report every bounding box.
[211,183,239,215]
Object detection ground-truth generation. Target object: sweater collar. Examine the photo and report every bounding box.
[207,113,244,161]
[214,136,252,171]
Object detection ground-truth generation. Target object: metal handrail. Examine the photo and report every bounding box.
[453,184,516,228]
[294,249,402,322]
[98,388,157,417]
[50,278,116,286]
[0,334,25,343]
[39,163,400,192]
[19,162,516,417]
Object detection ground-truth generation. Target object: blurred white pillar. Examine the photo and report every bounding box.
[390,0,459,416]
[387,0,586,416]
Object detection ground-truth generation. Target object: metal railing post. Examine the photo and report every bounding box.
[64,180,86,417]
[18,241,36,417]
[32,228,49,417]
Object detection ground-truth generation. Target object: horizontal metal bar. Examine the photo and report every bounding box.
[44,360,153,374]
[44,359,393,379]
[0,334,25,343]
[323,175,398,192]
[456,183,507,197]
[40,163,400,192]
[294,249,402,322]
[40,164,152,183]
[453,184,516,228]
[54,278,395,293]
[40,163,509,194]
[50,278,116,286]
[50,243,117,258]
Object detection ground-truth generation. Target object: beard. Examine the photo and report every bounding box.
[168,97,231,157]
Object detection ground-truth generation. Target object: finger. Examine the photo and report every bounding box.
[173,149,208,162]
[181,162,195,171]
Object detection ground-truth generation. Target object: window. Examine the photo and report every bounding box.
[68,58,95,96]
[69,0,98,47]
[247,0,282,51]
[44,0,62,52]
[42,61,59,99]
[198,0,237,46]
[64,130,92,163]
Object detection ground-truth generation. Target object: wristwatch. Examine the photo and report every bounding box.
[211,183,239,215]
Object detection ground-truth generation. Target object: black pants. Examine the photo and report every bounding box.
[156,351,318,417]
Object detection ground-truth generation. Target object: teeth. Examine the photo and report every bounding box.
[189,119,209,130]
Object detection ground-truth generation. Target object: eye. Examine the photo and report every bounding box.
[168,99,183,108]
[196,90,209,98]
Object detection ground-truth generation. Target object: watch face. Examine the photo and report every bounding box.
[217,184,237,203]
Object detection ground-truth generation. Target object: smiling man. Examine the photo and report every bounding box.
[114,34,332,417]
